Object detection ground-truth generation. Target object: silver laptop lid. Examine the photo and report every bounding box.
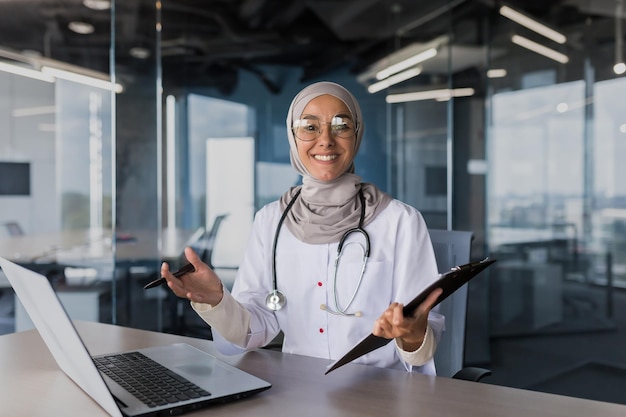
[0,256,123,417]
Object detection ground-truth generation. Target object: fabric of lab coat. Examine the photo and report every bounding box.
[210,198,444,374]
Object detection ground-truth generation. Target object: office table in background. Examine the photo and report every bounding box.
[1,321,625,417]
[0,227,200,265]
[0,228,201,330]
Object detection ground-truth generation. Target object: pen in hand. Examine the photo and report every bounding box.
[143,263,196,290]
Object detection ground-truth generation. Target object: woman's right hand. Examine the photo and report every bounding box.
[161,246,224,306]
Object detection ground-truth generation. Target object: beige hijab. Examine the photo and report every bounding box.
[280,81,392,244]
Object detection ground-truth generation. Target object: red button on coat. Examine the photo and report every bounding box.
[317,281,323,287]
[319,328,324,333]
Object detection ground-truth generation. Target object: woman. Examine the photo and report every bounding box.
[162,81,444,374]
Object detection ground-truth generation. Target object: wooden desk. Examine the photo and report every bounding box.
[1,321,625,417]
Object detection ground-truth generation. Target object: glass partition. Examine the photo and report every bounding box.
[480,4,626,404]
[0,7,118,330]
[0,1,162,331]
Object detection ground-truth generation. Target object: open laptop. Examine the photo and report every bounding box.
[0,256,271,417]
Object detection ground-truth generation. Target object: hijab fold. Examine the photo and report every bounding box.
[280,82,392,244]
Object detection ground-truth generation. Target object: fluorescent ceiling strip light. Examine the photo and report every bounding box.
[375,47,437,80]
[499,5,566,44]
[386,88,475,103]
[83,0,111,10]
[368,67,422,93]
[0,62,54,82]
[12,105,56,117]
[487,68,507,78]
[41,66,123,93]
[511,35,569,64]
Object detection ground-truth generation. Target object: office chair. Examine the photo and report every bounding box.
[167,214,229,337]
[3,221,24,237]
[428,228,491,382]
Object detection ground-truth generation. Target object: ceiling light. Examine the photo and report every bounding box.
[499,5,566,44]
[12,106,56,117]
[41,66,123,93]
[68,21,95,35]
[0,62,54,82]
[129,47,151,59]
[357,35,449,85]
[83,0,111,10]
[511,35,569,64]
[376,48,437,80]
[368,67,422,94]
[386,88,475,103]
[556,103,568,113]
[487,68,507,78]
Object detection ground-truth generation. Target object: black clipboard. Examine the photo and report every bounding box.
[324,257,496,374]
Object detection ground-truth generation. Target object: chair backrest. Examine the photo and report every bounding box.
[428,228,474,378]
[190,214,228,268]
[4,221,24,237]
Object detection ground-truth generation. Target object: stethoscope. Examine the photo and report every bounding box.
[265,188,370,317]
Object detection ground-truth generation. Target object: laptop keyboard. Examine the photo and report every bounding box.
[94,352,211,408]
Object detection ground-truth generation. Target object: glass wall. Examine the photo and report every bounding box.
[0,10,118,328]
[479,4,626,404]
[0,1,162,330]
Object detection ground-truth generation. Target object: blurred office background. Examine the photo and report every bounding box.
[1,0,625,406]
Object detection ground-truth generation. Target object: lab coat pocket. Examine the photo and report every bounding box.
[332,257,393,320]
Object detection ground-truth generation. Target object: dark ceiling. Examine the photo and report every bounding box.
[0,0,623,95]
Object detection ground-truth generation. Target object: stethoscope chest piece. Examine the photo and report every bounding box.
[266,289,286,311]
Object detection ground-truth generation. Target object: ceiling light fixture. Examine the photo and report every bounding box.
[386,87,475,103]
[129,47,151,59]
[12,105,56,117]
[0,46,123,93]
[68,21,95,35]
[375,48,437,80]
[367,66,422,93]
[41,66,123,93]
[499,5,567,44]
[0,62,54,82]
[83,0,111,10]
[511,35,569,64]
[487,68,507,78]
[357,35,449,90]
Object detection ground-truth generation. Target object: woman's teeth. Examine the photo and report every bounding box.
[315,154,337,161]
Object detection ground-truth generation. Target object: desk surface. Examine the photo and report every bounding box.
[1,322,625,417]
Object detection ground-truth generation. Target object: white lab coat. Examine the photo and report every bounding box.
[210,198,444,374]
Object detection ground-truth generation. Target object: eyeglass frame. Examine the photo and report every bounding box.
[291,115,359,142]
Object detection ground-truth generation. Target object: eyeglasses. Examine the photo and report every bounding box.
[292,116,357,141]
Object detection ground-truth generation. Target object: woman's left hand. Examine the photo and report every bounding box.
[372,288,442,352]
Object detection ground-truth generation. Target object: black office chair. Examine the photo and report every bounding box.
[167,214,229,337]
[428,228,491,382]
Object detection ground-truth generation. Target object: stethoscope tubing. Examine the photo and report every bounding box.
[268,188,369,315]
